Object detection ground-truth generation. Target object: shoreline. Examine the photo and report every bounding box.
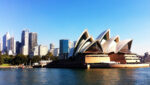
[0,63,149,69]
[109,63,150,68]
[0,66,18,68]
[0,65,33,68]
[44,61,150,68]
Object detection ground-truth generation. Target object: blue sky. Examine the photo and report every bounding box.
[0,0,150,55]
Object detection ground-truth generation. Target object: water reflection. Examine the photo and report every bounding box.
[0,68,150,85]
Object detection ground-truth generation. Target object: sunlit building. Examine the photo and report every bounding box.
[33,46,39,56]
[22,45,28,56]
[54,48,59,56]
[8,37,16,55]
[49,43,55,55]
[72,29,140,64]
[29,32,38,54]
[49,43,59,57]
[3,32,10,53]
[0,37,2,52]
[39,45,48,57]
[21,29,29,55]
[50,43,54,50]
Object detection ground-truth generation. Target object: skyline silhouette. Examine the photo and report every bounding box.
[0,0,150,55]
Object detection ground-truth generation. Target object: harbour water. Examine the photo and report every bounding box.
[0,68,150,85]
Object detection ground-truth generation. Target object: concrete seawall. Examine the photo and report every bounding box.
[109,64,149,68]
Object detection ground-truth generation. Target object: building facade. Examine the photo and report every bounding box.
[54,48,59,56]
[29,32,38,54]
[59,39,69,59]
[50,43,54,50]
[21,29,29,55]
[39,45,48,57]
[49,43,55,56]
[33,46,39,56]
[8,37,16,55]
[3,32,10,54]
[0,37,2,52]
[16,41,22,55]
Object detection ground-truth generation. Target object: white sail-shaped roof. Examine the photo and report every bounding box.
[72,29,133,56]
[102,35,120,53]
[74,36,94,55]
[114,36,120,43]
[115,39,132,53]
[97,29,110,45]
[73,29,90,55]
[82,40,103,53]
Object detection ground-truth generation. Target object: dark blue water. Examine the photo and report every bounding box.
[0,68,150,85]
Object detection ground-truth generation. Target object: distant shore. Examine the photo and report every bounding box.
[0,64,33,68]
[0,66,18,68]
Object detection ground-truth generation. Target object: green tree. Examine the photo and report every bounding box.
[0,51,4,65]
[42,52,53,60]
[12,54,28,65]
[31,56,41,63]
[0,56,3,65]
[42,52,58,61]
[0,54,14,64]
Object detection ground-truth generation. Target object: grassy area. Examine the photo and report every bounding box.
[0,64,11,66]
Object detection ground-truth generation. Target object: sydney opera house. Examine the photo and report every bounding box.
[72,29,140,64]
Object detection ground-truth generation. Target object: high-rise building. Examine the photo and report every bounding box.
[39,45,48,57]
[49,43,55,56]
[21,29,29,55]
[8,37,16,55]
[22,46,28,55]
[54,48,59,56]
[50,43,54,50]
[0,37,2,52]
[21,29,29,46]
[59,39,69,59]
[73,41,76,47]
[3,32,10,53]
[69,41,74,49]
[49,48,54,55]
[16,41,22,55]
[68,41,74,58]
[29,32,37,54]
[33,46,39,56]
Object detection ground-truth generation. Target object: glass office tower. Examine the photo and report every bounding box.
[59,39,69,59]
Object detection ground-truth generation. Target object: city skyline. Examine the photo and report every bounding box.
[0,0,150,55]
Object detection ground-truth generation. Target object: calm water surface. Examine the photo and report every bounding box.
[0,68,150,85]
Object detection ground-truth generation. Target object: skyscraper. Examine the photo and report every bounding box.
[21,29,29,55]
[3,32,10,53]
[59,39,69,59]
[54,48,59,56]
[73,41,76,47]
[68,40,75,57]
[8,37,16,55]
[16,41,22,55]
[49,43,55,55]
[29,32,37,54]
[50,43,54,50]
[33,45,39,56]
[0,37,2,52]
